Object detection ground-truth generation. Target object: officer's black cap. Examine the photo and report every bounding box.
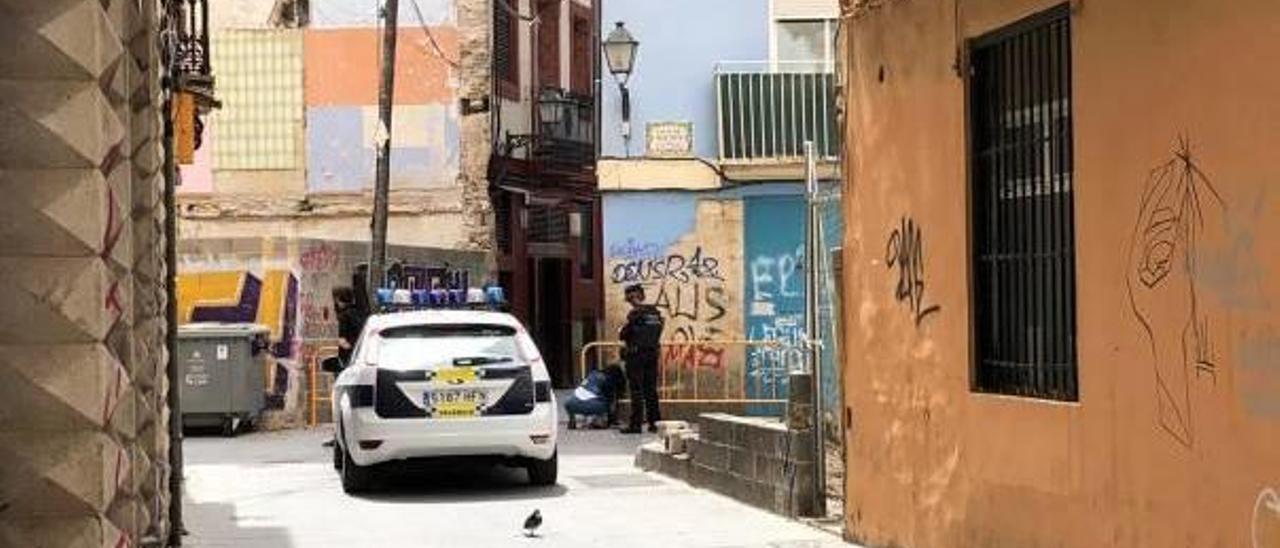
[624,284,645,297]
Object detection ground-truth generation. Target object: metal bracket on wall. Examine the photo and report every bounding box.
[461,96,491,115]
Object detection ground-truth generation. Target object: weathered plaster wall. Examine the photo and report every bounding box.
[180,0,494,255]
[602,184,840,407]
[304,27,461,192]
[177,237,486,426]
[604,192,746,400]
[452,0,495,253]
[841,1,1280,547]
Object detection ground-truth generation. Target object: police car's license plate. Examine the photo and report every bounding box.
[424,389,486,418]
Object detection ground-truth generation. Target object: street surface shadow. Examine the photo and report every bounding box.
[183,500,295,547]
[556,426,651,456]
[353,460,570,503]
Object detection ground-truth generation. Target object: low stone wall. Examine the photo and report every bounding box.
[637,413,819,517]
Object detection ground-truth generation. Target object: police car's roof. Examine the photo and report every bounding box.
[365,309,523,332]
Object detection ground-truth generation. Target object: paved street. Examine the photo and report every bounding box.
[182,423,854,548]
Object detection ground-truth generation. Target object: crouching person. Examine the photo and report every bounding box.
[564,363,626,429]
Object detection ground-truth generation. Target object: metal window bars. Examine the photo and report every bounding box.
[969,5,1078,401]
[715,61,838,163]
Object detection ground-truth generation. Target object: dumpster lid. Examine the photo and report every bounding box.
[178,322,271,339]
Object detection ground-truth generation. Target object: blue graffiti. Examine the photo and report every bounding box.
[608,238,666,261]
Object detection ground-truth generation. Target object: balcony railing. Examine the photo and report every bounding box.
[715,61,837,163]
[534,87,594,168]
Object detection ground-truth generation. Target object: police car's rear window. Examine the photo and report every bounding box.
[380,324,516,339]
[376,324,519,368]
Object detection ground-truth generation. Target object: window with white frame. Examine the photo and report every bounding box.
[774,18,836,72]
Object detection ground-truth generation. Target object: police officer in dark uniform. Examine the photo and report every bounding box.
[332,286,365,366]
[619,284,664,434]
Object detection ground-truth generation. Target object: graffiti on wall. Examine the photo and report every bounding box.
[604,242,732,373]
[745,197,808,404]
[1255,487,1280,548]
[656,281,729,371]
[885,215,940,326]
[610,246,724,285]
[178,270,300,409]
[627,247,731,373]
[608,238,665,261]
[747,245,807,398]
[1125,138,1226,448]
[299,241,341,340]
[602,194,749,400]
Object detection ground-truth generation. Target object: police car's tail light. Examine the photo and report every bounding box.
[529,434,551,445]
[358,440,384,450]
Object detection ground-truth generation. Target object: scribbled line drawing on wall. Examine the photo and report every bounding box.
[885,216,940,326]
[1254,487,1280,548]
[610,246,724,284]
[1125,137,1226,449]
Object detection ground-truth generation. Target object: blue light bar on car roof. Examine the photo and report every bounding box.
[374,285,506,311]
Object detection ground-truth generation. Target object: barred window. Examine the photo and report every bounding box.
[969,5,1077,401]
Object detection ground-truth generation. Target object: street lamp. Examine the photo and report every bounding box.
[538,87,565,126]
[602,21,639,150]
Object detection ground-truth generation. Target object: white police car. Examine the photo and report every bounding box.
[321,288,558,493]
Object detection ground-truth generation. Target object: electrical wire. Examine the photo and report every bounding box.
[408,0,460,69]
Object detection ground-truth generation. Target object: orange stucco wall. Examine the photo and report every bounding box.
[305,28,458,106]
[840,1,1280,547]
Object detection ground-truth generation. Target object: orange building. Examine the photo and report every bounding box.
[838,0,1280,546]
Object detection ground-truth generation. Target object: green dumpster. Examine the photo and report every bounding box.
[178,323,271,436]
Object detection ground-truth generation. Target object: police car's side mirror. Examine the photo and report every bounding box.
[320,356,344,374]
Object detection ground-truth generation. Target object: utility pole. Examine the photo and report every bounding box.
[803,140,827,516]
[369,0,399,303]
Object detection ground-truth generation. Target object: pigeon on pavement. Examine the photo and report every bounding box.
[523,509,542,538]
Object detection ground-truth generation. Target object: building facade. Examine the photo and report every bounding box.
[175,0,603,391]
[839,0,1280,546]
[172,0,496,426]
[488,0,602,387]
[1,0,176,545]
[178,0,490,250]
[597,0,844,415]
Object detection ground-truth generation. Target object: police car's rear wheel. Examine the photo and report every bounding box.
[526,452,558,486]
[341,447,374,493]
[332,440,342,470]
